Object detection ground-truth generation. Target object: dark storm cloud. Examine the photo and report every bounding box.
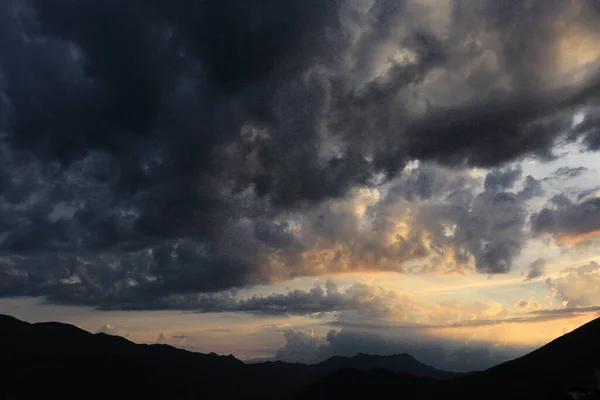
[484,167,522,193]
[531,195,600,244]
[406,96,570,167]
[1,0,600,308]
[518,175,545,200]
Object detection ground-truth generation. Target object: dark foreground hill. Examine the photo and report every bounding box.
[435,314,600,399]
[3,314,600,399]
[0,314,247,399]
[0,314,453,399]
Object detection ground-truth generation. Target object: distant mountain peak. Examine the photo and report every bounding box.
[316,351,457,379]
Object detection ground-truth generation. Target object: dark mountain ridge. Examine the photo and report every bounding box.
[300,315,600,399]
[436,314,600,399]
[3,314,600,399]
[0,314,454,399]
[313,352,458,379]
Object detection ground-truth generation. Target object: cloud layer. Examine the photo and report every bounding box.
[532,196,600,245]
[2,0,600,309]
[548,261,600,307]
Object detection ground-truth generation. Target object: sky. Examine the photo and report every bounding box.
[2,0,600,372]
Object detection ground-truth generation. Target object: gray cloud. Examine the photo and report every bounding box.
[553,166,589,180]
[113,280,413,315]
[411,167,535,274]
[525,259,547,281]
[577,186,600,201]
[274,329,328,364]
[518,175,546,201]
[531,196,600,244]
[484,167,522,193]
[1,0,600,308]
[514,299,530,309]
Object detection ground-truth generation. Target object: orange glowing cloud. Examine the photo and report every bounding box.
[556,23,600,81]
[553,229,600,246]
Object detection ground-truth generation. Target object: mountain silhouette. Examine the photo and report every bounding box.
[313,352,458,379]
[434,314,600,399]
[0,314,248,399]
[0,314,452,399]
[300,316,600,399]
[3,314,600,399]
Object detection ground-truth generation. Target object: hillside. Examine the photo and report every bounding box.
[3,314,600,399]
[437,315,600,399]
[0,314,454,399]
